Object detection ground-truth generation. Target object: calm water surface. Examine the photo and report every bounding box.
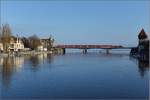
[0,52,149,99]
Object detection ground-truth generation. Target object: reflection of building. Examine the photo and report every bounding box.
[13,57,24,70]
[37,53,48,63]
[1,56,24,88]
[130,56,149,77]
[1,57,24,71]
[0,54,53,88]
[9,36,24,52]
[138,60,149,77]
[0,57,4,65]
[0,58,4,73]
[29,53,53,68]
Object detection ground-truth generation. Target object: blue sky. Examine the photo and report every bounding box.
[1,0,150,46]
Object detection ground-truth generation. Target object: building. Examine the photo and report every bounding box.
[0,42,3,52]
[0,39,3,52]
[37,45,44,51]
[40,37,54,51]
[138,29,149,60]
[130,29,149,61]
[9,36,24,52]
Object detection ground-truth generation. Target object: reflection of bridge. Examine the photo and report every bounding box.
[54,45,135,54]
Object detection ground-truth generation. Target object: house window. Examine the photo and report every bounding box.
[10,44,14,48]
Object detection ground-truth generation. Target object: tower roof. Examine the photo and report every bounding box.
[138,29,148,39]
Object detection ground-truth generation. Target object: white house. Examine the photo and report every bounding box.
[9,36,24,52]
[37,45,44,51]
[0,42,3,52]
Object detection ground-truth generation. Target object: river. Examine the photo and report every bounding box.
[0,51,149,99]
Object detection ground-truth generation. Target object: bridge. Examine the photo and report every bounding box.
[54,45,135,54]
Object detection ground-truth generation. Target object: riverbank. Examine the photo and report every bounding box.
[0,48,66,57]
[0,51,53,57]
[130,44,149,62]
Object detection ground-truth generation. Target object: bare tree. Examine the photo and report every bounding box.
[47,35,54,50]
[1,24,12,52]
[29,34,41,50]
[21,37,30,48]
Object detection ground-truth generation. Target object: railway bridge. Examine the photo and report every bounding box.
[54,45,135,54]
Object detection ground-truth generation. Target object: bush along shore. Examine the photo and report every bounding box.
[130,29,149,62]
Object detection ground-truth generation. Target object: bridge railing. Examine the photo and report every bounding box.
[54,45,124,49]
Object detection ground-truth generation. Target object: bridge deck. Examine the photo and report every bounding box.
[54,45,133,49]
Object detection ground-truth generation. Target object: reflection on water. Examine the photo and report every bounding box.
[0,53,149,88]
[130,57,149,77]
[0,57,24,88]
[0,54,53,88]
[0,53,149,99]
[27,54,53,71]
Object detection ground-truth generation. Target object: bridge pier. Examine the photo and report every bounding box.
[62,48,66,54]
[106,49,110,54]
[83,49,87,54]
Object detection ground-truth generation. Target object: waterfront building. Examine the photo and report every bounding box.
[9,36,24,52]
[138,29,149,60]
[37,45,44,51]
[0,42,3,52]
[40,37,54,51]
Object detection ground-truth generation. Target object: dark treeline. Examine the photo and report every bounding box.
[21,35,42,50]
